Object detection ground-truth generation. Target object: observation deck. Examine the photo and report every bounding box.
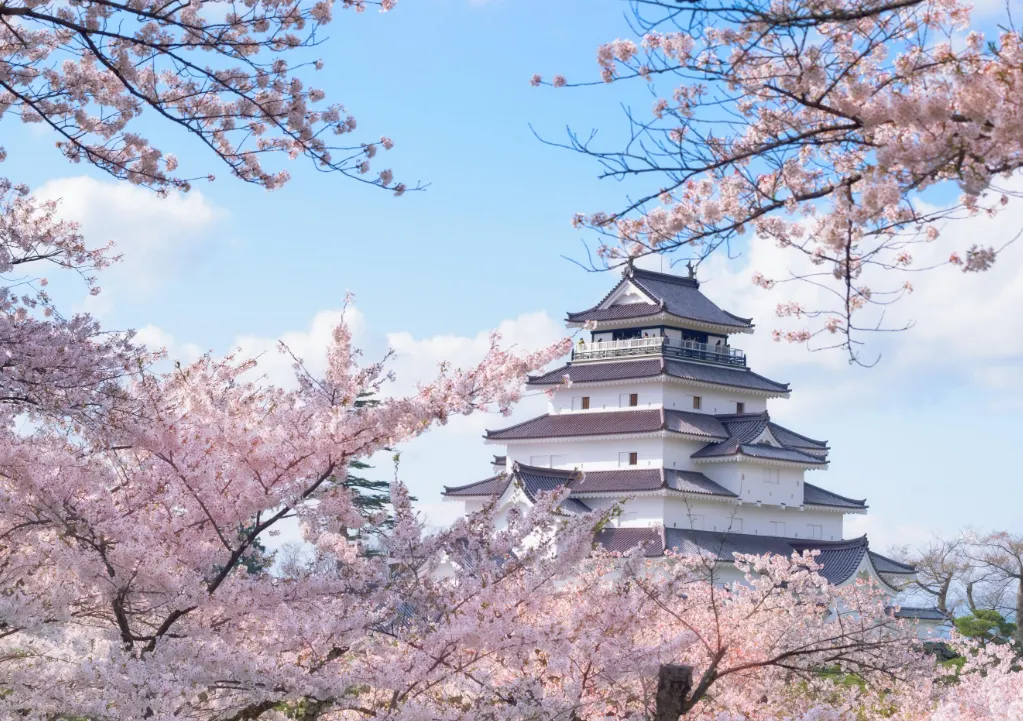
[571,337,746,367]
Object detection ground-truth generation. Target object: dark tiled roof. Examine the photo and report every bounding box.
[690,412,829,465]
[486,409,728,442]
[443,474,511,497]
[567,268,752,330]
[665,410,729,438]
[692,440,827,465]
[890,606,948,621]
[791,537,870,585]
[768,423,828,450]
[527,358,790,394]
[596,526,664,556]
[568,303,662,322]
[516,465,578,502]
[665,528,796,558]
[664,530,871,585]
[665,470,737,496]
[869,551,916,574]
[559,497,593,515]
[665,361,790,393]
[568,468,736,497]
[492,455,506,466]
[803,482,866,509]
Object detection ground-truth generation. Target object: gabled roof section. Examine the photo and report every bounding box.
[691,440,827,465]
[527,358,790,395]
[662,530,872,585]
[486,409,729,442]
[868,551,916,575]
[515,465,579,502]
[443,474,511,497]
[803,481,867,509]
[566,267,753,331]
[690,412,829,466]
[444,464,589,517]
[596,526,665,556]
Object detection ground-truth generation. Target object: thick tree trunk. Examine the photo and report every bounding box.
[654,664,693,721]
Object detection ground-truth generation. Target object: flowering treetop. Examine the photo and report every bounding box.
[0,0,409,194]
[537,0,1023,361]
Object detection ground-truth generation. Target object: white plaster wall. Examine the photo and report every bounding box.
[734,464,805,508]
[661,438,708,471]
[551,382,664,413]
[568,494,842,539]
[663,385,767,414]
[659,497,843,539]
[505,438,666,471]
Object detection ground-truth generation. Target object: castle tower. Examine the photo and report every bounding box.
[443,266,920,593]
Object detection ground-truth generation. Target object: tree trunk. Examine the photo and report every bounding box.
[1015,578,1023,649]
[654,664,693,721]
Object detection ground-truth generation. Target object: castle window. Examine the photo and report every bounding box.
[808,524,823,540]
[764,469,780,484]
[770,521,787,536]
[692,395,702,410]
[736,401,745,413]
[629,452,638,465]
[629,393,639,407]
[572,396,590,411]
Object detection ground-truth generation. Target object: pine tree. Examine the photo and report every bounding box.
[339,393,411,546]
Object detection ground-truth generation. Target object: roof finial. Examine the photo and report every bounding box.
[686,260,696,280]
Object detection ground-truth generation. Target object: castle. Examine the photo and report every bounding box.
[443,266,941,623]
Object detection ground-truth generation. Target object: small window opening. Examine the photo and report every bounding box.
[629,393,639,407]
[736,401,745,413]
[692,396,702,410]
[581,396,590,410]
[629,452,638,465]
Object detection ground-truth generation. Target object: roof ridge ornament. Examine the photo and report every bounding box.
[686,260,696,280]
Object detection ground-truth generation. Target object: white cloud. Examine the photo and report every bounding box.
[35,176,226,313]
[134,325,204,365]
[663,181,1023,424]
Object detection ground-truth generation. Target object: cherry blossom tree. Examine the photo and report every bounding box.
[0,0,410,193]
[0,312,575,719]
[536,0,1023,362]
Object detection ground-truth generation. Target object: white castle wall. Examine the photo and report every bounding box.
[577,495,843,540]
[505,438,667,471]
[662,385,767,414]
[547,380,770,415]
[550,382,663,413]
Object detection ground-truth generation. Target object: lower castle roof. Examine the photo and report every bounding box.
[444,464,863,509]
[590,527,904,587]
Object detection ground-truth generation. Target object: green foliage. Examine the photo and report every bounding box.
[954,609,1017,645]
[335,392,414,552]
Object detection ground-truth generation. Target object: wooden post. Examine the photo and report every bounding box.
[654,664,693,721]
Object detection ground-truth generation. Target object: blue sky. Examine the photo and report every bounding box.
[5,0,1022,552]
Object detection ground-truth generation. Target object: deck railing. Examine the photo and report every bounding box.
[571,337,746,367]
